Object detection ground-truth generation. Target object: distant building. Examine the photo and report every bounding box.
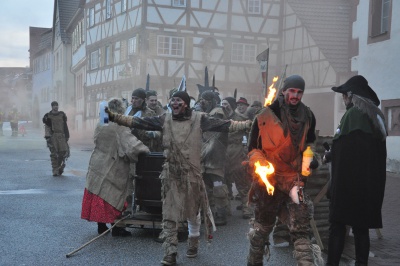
[30,27,53,128]
[51,0,81,130]
[67,0,86,131]
[0,67,31,121]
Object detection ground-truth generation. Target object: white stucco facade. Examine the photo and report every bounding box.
[352,1,400,172]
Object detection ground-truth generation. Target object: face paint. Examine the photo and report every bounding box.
[169,97,187,115]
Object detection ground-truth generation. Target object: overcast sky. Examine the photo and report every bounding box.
[0,0,54,67]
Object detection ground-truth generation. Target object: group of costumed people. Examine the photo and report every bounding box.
[78,73,386,266]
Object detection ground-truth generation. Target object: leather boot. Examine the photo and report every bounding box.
[186,236,199,258]
[111,225,131,237]
[97,223,109,234]
[161,253,177,265]
[214,208,227,226]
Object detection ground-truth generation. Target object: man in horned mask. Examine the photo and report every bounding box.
[221,96,253,219]
[105,90,252,265]
[199,90,230,226]
[246,75,321,266]
[325,75,387,266]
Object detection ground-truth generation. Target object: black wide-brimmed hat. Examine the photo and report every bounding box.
[332,75,380,106]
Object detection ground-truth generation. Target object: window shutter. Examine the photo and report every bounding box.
[121,40,127,61]
[371,0,382,36]
[185,37,193,59]
[224,40,232,62]
[148,33,157,56]
[110,44,114,64]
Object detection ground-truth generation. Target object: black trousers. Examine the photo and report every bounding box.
[327,221,370,266]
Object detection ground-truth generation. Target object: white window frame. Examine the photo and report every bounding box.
[106,0,112,19]
[91,50,99,70]
[121,0,127,13]
[381,0,390,33]
[231,43,256,63]
[89,8,95,27]
[157,35,184,57]
[248,0,261,14]
[128,36,137,55]
[172,0,186,7]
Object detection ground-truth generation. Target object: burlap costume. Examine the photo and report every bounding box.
[247,97,319,266]
[109,108,251,260]
[42,110,70,176]
[85,123,149,211]
[201,106,230,224]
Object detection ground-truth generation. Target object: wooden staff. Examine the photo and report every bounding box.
[66,215,130,258]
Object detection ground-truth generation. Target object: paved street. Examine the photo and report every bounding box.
[0,127,293,266]
[1,126,398,265]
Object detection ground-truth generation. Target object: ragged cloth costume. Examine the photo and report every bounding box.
[201,106,230,224]
[111,110,243,257]
[81,122,149,223]
[42,110,70,176]
[247,95,319,266]
[225,111,253,218]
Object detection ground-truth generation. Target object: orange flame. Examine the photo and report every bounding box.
[254,160,275,195]
[264,76,279,106]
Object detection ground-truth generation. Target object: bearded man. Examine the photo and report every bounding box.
[246,75,321,266]
[105,90,252,265]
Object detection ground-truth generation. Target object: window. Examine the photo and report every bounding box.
[382,99,400,136]
[172,0,186,7]
[72,21,84,52]
[381,0,390,32]
[369,0,391,43]
[248,0,261,14]
[106,0,112,19]
[80,21,85,43]
[121,0,127,13]
[157,36,184,57]
[105,45,111,66]
[231,43,256,63]
[91,50,99,70]
[128,36,137,55]
[89,8,95,27]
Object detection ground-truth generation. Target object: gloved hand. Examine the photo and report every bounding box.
[309,156,319,169]
[105,107,115,122]
[248,149,267,168]
[323,151,332,164]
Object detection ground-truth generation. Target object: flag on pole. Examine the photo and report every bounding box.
[256,48,269,98]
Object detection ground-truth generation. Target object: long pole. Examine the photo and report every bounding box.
[65,215,130,258]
